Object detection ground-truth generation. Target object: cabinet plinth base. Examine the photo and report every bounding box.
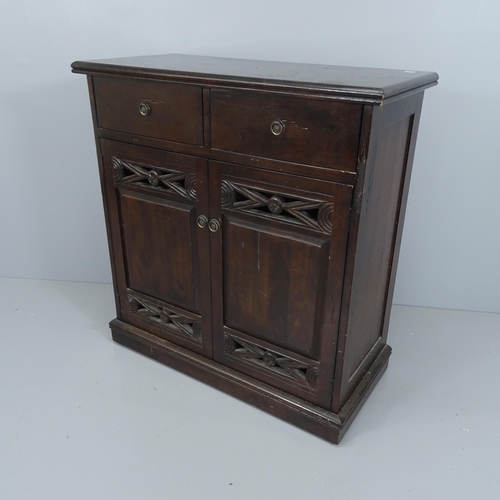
[109,319,391,444]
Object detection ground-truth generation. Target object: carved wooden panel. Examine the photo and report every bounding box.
[112,157,197,200]
[221,180,334,233]
[224,334,319,390]
[128,292,202,344]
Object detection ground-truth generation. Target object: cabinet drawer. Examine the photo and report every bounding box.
[93,76,204,145]
[211,89,362,171]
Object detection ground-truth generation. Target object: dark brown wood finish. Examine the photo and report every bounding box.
[97,127,358,185]
[86,77,122,316]
[331,92,425,412]
[74,54,437,443]
[94,76,203,145]
[208,161,352,407]
[100,139,213,357]
[73,54,438,104]
[211,89,362,171]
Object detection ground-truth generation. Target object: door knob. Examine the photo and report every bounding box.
[208,219,220,232]
[197,215,208,228]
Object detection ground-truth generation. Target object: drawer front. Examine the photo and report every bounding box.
[211,89,362,171]
[93,76,204,145]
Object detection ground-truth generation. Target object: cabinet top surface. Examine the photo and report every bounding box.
[72,54,438,104]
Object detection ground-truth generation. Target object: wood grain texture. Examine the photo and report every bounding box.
[347,116,411,365]
[209,160,352,407]
[223,218,328,358]
[211,89,362,171]
[119,192,199,311]
[96,127,358,185]
[85,76,122,318]
[332,93,425,412]
[94,75,203,145]
[100,139,213,358]
[73,54,438,104]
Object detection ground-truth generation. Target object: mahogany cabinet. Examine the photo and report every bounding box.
[72,54,438,443]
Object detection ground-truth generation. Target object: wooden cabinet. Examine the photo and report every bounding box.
[72,54,438,443]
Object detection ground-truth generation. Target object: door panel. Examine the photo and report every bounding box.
[223,217,328,359]
[101,139,212,357]
[209,161,353,407]
[120,192,199,312]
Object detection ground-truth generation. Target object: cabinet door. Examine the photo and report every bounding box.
[209,161,352,407]
[101,140,212,357]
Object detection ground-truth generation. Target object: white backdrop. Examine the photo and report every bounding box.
[1,0,499,313]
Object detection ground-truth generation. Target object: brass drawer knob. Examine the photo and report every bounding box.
[208,219,220,232]
[139,102,151,116]
[270,120,285,136]
[197,215,208,228]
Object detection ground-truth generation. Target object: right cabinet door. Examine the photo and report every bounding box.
[209,161,353,407]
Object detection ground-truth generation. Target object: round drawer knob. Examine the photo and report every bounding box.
[208,219,220,232]
[139,102,151,116]
[270,120,285,136]
[197,215,208,228]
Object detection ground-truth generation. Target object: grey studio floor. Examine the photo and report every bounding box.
[1,277,499,499]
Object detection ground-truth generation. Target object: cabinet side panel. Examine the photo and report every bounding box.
[333,93,424,410]
[346,115,411,364]
[86,76,121,317]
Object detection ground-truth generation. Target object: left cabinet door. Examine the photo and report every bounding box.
[100,140,213,357]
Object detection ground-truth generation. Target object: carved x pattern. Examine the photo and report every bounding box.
[224,334,319,389]
[221,181,333,233]
[112,157,197,200]
[128,294,202,344]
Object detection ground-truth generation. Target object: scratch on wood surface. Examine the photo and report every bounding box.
[283,118,311,131]
[257,232,261,271]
